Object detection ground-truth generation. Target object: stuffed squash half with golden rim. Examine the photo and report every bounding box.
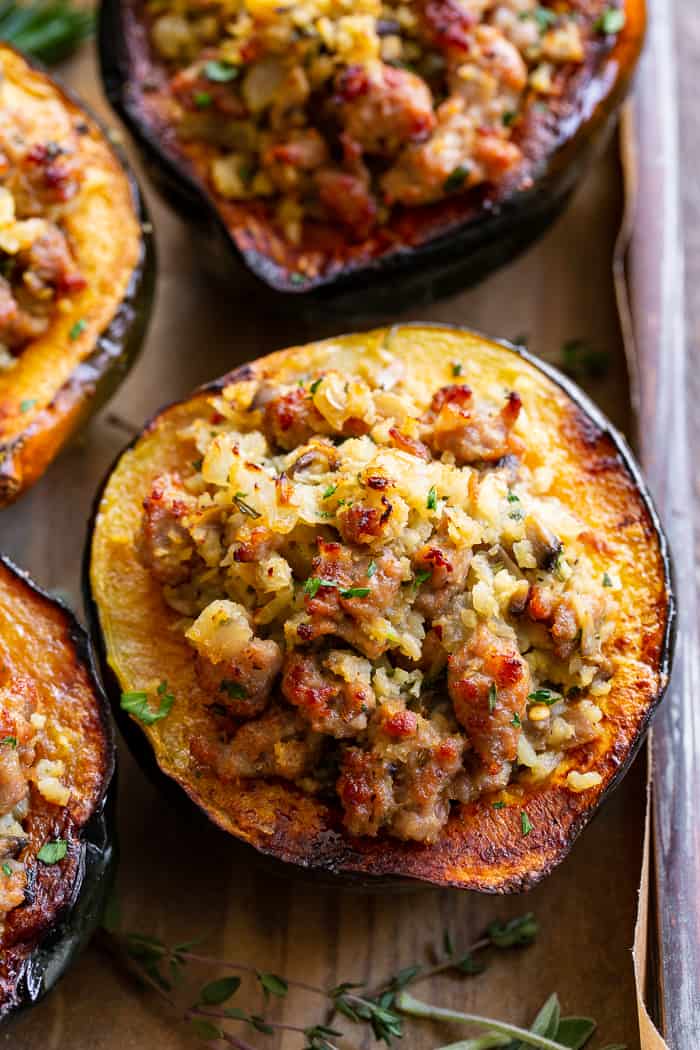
[0,44,154,507]
[100,0,645,310]
[87,325,673,891]
[0,557,115,1019]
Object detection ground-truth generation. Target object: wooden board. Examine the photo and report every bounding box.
[3,41,650,1050]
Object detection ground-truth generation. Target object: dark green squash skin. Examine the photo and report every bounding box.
[0,557,117,1023]
[0,48,157,508]
[97,0,645,318]
[82,327,675,892]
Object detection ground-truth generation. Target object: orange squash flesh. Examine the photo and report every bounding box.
[88,325,673,891]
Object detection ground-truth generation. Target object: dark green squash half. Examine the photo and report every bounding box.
[85,324,674,892]
[98,0,644,314]
[0,556,115,1021]
[0,44,155,507]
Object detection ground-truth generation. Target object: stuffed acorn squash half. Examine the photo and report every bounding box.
[0,44,154,507]
[0,557,115,1020]
[87,325,673,891]
[99,0,644,311]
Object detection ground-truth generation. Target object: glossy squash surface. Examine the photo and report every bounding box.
[0,45,155,506]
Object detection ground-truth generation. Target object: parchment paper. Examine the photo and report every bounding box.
[2,42,660,1050]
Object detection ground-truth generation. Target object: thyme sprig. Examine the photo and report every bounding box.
[99,913,622,1050]
[0,0,94,64]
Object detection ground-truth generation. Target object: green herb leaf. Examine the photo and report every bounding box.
[340,587,370,599]
[602,572,613,587]
[527,689,561,705]
[19,399,37,414]
[507,488,520,503]
[444,164,470,193]
[0,736,17,747]
[595,7,625,34]
[502,110,516,127]
[190,1018,222,1041]
[322,484,337,500]
[413,568,432,589]
[530,993,561,1040]
[0,0,95,64]
[488,683,497,712]
[487,913,538,948]
[492,800,506,810]
[257,971,288,998]
[120,682,174,725]
[555,1016,597,1049]
[193,91,212,108]
[203,59,239,82]
[367,560,377,578]
[200,975,241,1004]
[2,863,12,876]
[511,712,522,727]
[251,1015,275,1034]
[69,318,87,340]
[309,377,323,395]
[303,576,337,598]
[427,485,438,510]
[290,272,306,285]
[233,492,261,518]
[521,811,533,837]
[220,679,247,699]
[38,839,67,864]
[452,362,463,377]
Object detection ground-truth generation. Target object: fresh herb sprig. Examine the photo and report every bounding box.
[0,0,94,64]
[100,912,623,1050]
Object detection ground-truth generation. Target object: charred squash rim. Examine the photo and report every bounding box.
[0,44,156,508]
[85,323,674,892]
[98,0,645,303]
[0,556,115,1020]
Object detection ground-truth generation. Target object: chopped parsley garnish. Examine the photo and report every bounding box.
[220,680,247,699]
[602,572,613,587]
[194,91,212,108]
[521,811,534,837]
[120,681,175,725]
[289,272,306,285]
[340,587,370,599]
[507,488,520,503]
[69,318,87,340]
[443,164,470,192]
[2,863,11,876]
[502,110,516,127]
[203,60,239,82]
[426,485,437,510]
[521,6,558,31]
[367,560,377,578]
[511,712,521,728]
[321,484,337,501]
[488,683,497,712]
[595,7,625,33]
[0,736,17,747]
[492,800,506,810]
[413,568,432,589]
[233,493,261,518]
[191,458,203,471]
[19,399,37,414]
[527,688,561,705]
[38,840,67,864]
[309,377,323,395]
[452,362,462,377]
[303,577,336,598]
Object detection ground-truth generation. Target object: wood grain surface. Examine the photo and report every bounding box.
[2,40,651,1050]
[629,2,700,1045]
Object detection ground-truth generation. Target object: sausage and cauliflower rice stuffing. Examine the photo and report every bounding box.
[144,0,623,249]
[137,351,617,844]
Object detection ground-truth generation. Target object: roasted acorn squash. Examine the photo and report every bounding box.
[86,324,673,891]
[0,44,155,507]
[0,556,115,1020]
[98,0,644,312]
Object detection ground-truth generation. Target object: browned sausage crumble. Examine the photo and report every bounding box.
[135,357,619,844]
[142,0,625,260]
